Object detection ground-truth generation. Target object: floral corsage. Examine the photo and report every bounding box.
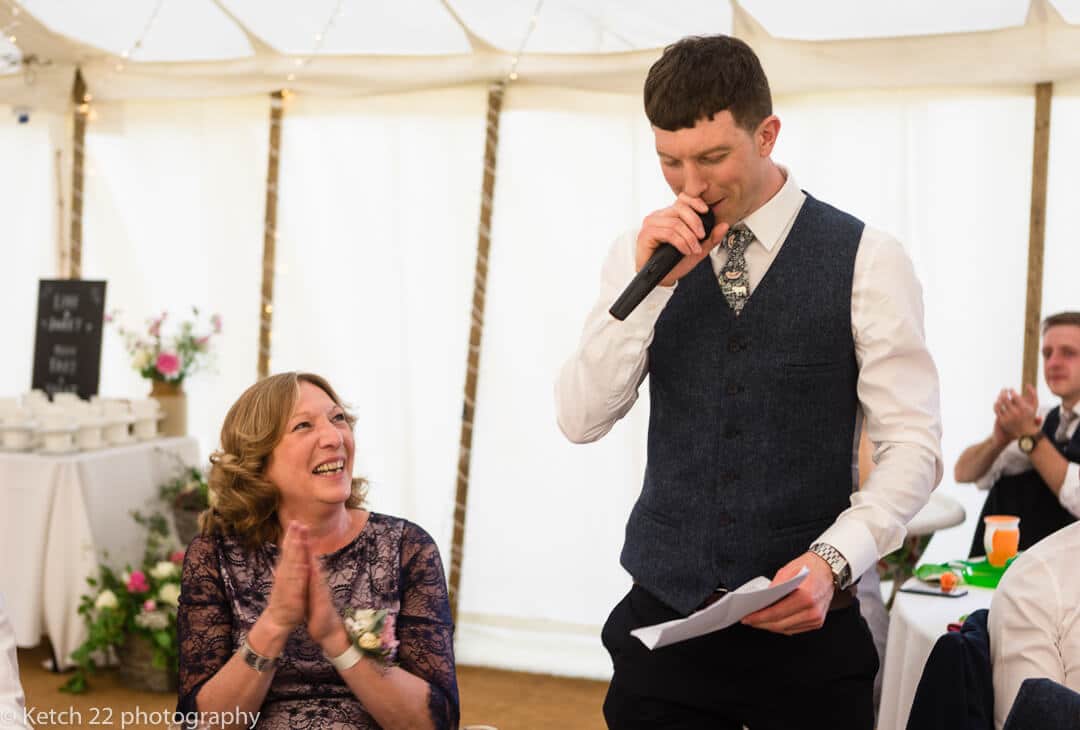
[343,607,399,666]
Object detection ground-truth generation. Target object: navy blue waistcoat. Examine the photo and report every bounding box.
[620,194,864,614]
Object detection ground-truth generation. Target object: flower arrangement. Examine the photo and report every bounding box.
[109,307,221,384]
[62,511,184,693]
[343,607,399,666]
[158,458,210,545]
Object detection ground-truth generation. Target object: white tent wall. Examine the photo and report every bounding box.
[79,95,268,463]
[268,87,489,564]
[0,105,59,395]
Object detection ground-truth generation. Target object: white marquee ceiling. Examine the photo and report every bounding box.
[2,0,1080,110]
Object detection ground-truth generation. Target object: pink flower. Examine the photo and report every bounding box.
[170,549,186,565]
[195,336,210,351]
[210,313,222,334]
[379,613,399,660]
[148,314,165,338]
[127,570,150,593]
[142,599,157,612]
[155,352,181,378]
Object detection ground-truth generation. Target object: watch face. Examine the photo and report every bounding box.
[1019,435,1035,453]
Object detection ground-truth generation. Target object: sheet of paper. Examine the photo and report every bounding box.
[630,566,809,650]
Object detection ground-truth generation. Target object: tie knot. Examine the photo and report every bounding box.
[724,226,753,253]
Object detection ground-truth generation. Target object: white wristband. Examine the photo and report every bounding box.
[327,643,363,672]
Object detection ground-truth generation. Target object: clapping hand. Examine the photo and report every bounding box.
[266,521,310,633]
[306,548,346,649]
[995,385,1041,438]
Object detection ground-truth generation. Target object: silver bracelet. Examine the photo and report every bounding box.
[326,643,363,672]
[238,637,278,673]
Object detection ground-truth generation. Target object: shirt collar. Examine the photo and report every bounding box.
[735,165,805,253]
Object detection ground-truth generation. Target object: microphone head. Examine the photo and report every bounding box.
[699,208,716,239]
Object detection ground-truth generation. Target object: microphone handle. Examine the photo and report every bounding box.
[608,244,684,321]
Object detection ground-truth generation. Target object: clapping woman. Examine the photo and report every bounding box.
[176,372,458,729]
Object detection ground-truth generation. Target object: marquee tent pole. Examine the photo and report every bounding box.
[1022,82,1052,387]
[257,90,284,380]
[449,81,505,621]
[68,68,87,279]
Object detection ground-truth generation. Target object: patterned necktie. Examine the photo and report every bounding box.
[720,226,754,314]
[1056,408,1077,444]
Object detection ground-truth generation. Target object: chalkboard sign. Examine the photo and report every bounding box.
[31,279,108,399]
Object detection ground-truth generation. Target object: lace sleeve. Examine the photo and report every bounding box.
[397,522,460,730]
[176,535,234,715]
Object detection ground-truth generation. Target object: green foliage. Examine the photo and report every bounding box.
[61,510,185,694]
[159,465,210,511]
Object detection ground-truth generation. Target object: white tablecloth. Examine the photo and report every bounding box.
[878,581,994,730]
[0,437,199,669]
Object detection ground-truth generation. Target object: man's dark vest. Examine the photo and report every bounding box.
[620,194,864,615]
[969,406,1079,558]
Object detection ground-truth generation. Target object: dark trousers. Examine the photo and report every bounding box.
[601,584,878,730]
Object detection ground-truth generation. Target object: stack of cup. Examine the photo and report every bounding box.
[131,399,162,441]
[101,399,136,446]
[0,398,35,452]
[37,405,78,454]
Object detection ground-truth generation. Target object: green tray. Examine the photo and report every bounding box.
[915,554,1020,589]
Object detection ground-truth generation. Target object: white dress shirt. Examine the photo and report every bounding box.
[975,403,1080,518]
[0,593,29,729]
[989,520,1080,729]
[555,168,943,582]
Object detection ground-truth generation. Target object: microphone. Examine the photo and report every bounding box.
[609,209,716,321]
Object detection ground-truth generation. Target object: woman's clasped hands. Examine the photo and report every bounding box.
[265,521,345,649]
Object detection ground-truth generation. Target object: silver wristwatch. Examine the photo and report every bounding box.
[809,542,852,591]
[239,637,278,673]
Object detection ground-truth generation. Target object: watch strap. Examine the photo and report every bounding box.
[809,542,852,590]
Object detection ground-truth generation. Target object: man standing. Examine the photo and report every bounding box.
[955,311,1080,556]
[555,35,941,729]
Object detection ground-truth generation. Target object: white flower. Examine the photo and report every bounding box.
[134,609,169,631]
[121,570,132,584]
[94,590,119,610]
[352,608,376,627]
[149,561,178,580]
[132,348,153,370]
[358,632,380,651]
[157,582,181,607]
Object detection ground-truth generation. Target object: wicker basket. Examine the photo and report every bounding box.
[116,634,177,693]
[173,506,202,545]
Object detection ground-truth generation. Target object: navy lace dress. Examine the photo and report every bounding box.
[176,512,459,729]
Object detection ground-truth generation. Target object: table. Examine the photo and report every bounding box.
[0,437,198,669]
[877,580,994,730]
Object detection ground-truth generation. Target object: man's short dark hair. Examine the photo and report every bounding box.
[1043,311,1080,333]
[644,35,772,133]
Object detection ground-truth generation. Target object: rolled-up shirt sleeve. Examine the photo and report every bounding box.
[555,229,672,443]
[815,228,943,580]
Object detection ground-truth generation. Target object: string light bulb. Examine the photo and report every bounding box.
[505,0,545,84]
[283,0,344,86]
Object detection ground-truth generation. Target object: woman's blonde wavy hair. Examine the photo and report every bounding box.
[199,372,367,550]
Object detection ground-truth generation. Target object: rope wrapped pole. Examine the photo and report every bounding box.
[448,81,505,622]
[69,68,87,279]
[257,91,285,380]
[1022,82,1052,387]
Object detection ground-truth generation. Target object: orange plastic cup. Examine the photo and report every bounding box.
[983,515,1020,567]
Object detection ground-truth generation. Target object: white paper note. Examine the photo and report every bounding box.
[630,566,810,650]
